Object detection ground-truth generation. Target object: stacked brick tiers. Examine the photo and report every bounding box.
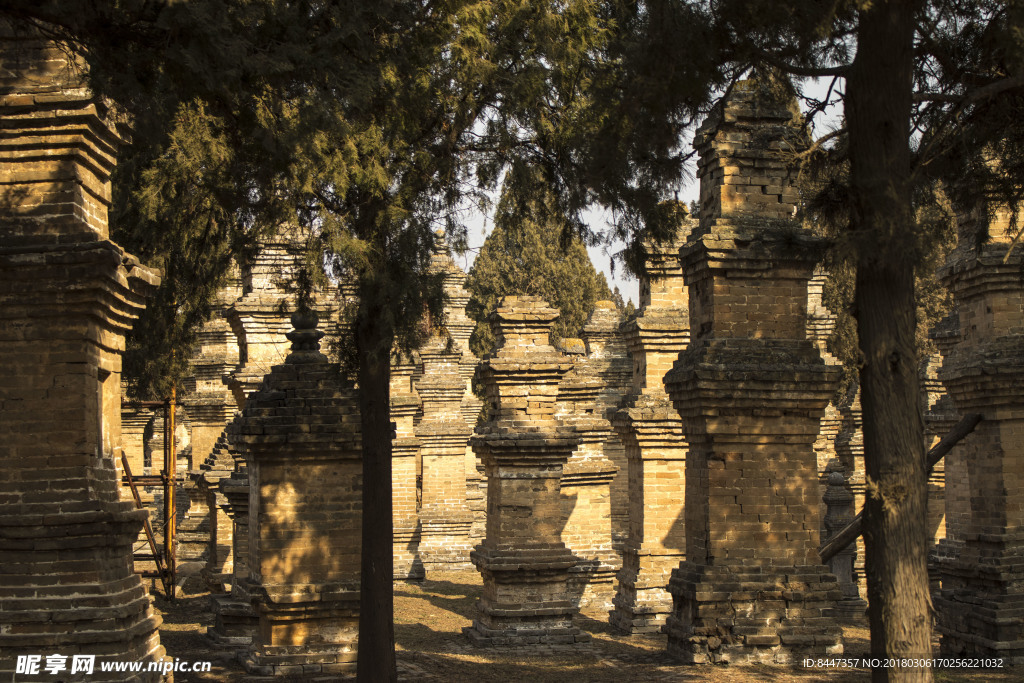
[226,225,323,403]
[466,296,589,647]
[556,339,621,608]
[663,80,843,664]
[197,426,240,591]
[0,33,167,680]
[416,332,475,573]
[580,302,633,548]
[434,241,489,546]
[935,206,1024,663]
[391,351,424,579]
[236,312,362,676]
[177,274,243,576]
[181,267,243,464]
[609,221,691,634]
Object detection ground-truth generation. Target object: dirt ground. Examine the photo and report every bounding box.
[155,573,1016,682]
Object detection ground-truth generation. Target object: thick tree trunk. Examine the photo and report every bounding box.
[355,279,397,683]
[847,2,932,682]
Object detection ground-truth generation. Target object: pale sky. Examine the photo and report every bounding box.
[454,78,843,308]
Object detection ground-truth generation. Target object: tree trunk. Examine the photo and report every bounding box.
[847,2,932,681]
[355,278,397,683]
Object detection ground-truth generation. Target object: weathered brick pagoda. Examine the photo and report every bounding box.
[236,312,362,676]
[935,203,1024,663]
[466,296,589,648]
[415,331,475,573]
[664,79,843,664]
[0,31,166,680]
[609,218,691,634]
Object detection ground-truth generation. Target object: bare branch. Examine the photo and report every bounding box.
[752,48,850,77]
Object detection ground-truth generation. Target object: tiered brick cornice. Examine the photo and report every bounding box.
[0,31,166,681]
[466,296,589,648]
[609,218,691,634]
[664,79,842,664]
[236,312,362,676]
[935,205,1024,663]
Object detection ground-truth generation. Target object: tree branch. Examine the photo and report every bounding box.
[916,75,1024,106]
[753,48,850,77]
[818,412,982,564]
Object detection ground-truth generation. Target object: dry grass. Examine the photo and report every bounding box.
[155,573,1017,682]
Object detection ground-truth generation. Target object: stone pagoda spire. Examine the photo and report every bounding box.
[236,311,363,676]
[664,79,842,664]
[935,200,1024,661]
[0,30,166,679]
[609,214,692,634]
[466,296,589,648]
[427,230,487,541]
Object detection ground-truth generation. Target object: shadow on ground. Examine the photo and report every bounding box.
[153,573,1017,682]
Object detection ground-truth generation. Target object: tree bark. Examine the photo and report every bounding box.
[355,277,397,683]
[847,2,932,681]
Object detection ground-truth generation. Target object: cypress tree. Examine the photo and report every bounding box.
[466,172,614,358]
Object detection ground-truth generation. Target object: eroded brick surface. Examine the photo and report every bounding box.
[935,204,1024,663]
[0,30,167,681]
[466,296,590,648]
[664,79,842,665]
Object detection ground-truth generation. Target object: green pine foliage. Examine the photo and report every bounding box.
[466,172,613,358]
[2,5,625,675]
